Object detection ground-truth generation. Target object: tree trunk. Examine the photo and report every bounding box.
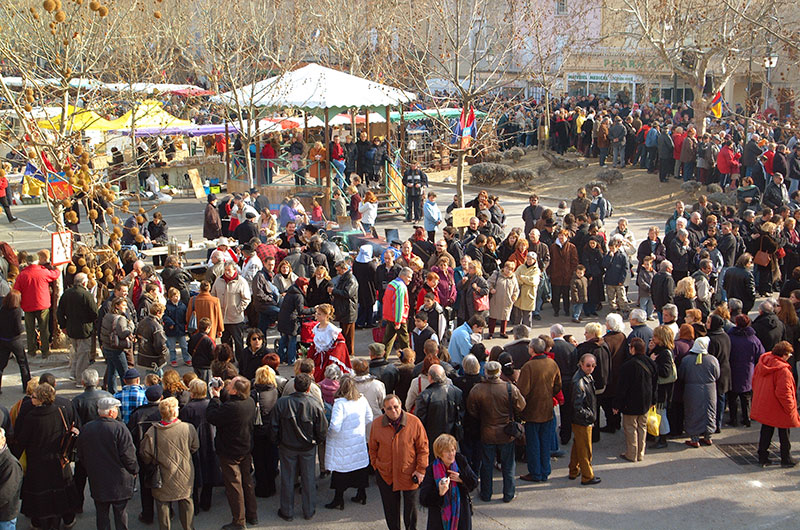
[694,91,709,136]
[456,151,465,204]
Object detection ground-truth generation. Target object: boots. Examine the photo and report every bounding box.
[654,435,668,449]
[351,488,367,505]
[325,490,344,510]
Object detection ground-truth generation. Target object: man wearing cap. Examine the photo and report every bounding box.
[250,188,269,214]
[368,343,399,394]
[467,360,526,503]
[204,194,222,241]
[77,396,139,530]
[234,210,259,246]
[114,368,146,424]
[127,384,163,525]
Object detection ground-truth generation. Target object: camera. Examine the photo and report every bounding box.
[210,377,224,389]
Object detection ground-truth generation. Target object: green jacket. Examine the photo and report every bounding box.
[57,285,99,339]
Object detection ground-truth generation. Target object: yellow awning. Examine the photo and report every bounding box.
[105,100,190,130]
[37,105,116,131]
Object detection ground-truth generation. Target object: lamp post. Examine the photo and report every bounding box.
[763,45,778,113]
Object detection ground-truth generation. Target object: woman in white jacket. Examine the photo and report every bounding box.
[358,190,379,234]
[324,376,374,510]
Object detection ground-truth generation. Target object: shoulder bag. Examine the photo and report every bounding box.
[657,350,678,385]
[472,289,490,312]
[502,383,525,441]
[144,427,163,489]
[754,238,771,267]
[187,297,198,334]
[58,407,80,469]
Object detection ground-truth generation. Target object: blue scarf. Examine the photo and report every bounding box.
[433,457,461,530]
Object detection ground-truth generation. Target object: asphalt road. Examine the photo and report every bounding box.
[2,183,799,529]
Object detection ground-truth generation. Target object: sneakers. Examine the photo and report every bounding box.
[170,361,178,367]
[185,359,192,367]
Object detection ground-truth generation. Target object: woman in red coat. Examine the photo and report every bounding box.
[751,341,800,467]
[716,140,741,190]
[0,164,16,222]
[307,303,352,382]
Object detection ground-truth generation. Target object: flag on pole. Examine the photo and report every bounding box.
[456,106,476,149]
[24,161,72,199]
[710,92,723,118]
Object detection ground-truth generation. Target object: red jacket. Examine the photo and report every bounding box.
[0,177,8,198]
[260,143,276,168]
[672,133,686,161]
[751,353,800,429]
[716,146,740,175]
[15,264,60,312]
[764,150,775,175]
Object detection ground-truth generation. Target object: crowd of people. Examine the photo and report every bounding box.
[1,91,800,528]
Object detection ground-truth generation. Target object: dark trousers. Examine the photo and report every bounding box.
[551,284,570,314]
[0,337,30,390]
[356,304,376,328]
[727,390,752,426]
[427,231,436,243]
[74,461,88,510]
[759,424,792,463]
[279,446,317,519]
[406,194,422,221]
[192,484,213,513]
[599,394,621,430]
[375,472,418,530]
[0,195,13,221]
[524,419,553,479]
[559,397,573,444]
[646,147,658,171]
[659,157,672,181]
[253,434,279,497]
[221,322,246,367]
[480,442,515,502]
[95,499,128,530]
[137,466,155,521]
[219,454,258,526]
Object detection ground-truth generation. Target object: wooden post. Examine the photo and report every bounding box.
[224,121,231,182]
[365,110,370,139]
[324,107,330,190]
[350,108,356,138]
[255,134,262,187]
[303,112,309,143]
[400,106,406,170]
[385,105,391,146]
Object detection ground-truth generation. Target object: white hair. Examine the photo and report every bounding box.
[663,304,678,318]
[629,308,647,324]
[461,354,481,376]
[606,313,623,332]
[676,218,688,227]
[549,324,565,338]
[81,369,99,387]
[74,273,88,286]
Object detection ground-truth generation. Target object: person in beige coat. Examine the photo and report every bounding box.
[488,261,520,338]
[140,397,200,530]
[211,262,252,367]
[513,252,540,328]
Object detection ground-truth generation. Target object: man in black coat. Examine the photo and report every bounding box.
[127,385,162,524]
[330,259,359,357]
[160,256,193,305]
[0,426,22,529]
[72,368,112,510]
[207,376,258,529]
[57,272,99,383]
[613,338,656,462]
[233,212,260,246]
[505,325,532,370]
[414,365,464,454]
[368,343,399,394]
[77,397,138,530]
[666,229,691,281]
[549,324,576,444]
[722,254,757,313]
[752,300,785,354]
[276,279,314,365]
[651,260,675,322]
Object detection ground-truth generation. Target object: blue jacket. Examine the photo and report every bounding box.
[645,128,660,148]
[664,210,690,234]
[423,200,442,232]
[449,322,473,367]
[163,300,187,337]
[602,250,629,286]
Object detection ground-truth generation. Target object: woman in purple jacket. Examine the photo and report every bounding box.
[727,314,765,427]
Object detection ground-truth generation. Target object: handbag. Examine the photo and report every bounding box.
[472,291,490,312]
[57,407,80,469]
[254,401,263,426]
[502,383,525,441]
[754,239,771,267]
[372,325,386,343]
[187,297,198,334]
[145,427,163,489]
[657,350,678,385]
[646,405,661,437]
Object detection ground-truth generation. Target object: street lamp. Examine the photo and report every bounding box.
[763,50,778,111]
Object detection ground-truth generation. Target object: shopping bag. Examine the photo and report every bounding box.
[646,405,661,437]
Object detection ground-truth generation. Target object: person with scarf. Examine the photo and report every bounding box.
[419,433,477,530]
[307,303,353,383]
[382,268,413,355]
[679,336,721,447]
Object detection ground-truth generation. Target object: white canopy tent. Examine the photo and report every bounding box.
[213,63,415,114]
[328,111,386,126]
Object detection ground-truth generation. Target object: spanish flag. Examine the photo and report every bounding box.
[710,92,723,118]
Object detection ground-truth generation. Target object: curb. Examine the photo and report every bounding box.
[431,180,673,221]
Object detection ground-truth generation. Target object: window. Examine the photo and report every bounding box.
[555,0,567,15]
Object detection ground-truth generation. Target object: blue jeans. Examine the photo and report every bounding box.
[0,519,16,530]
[258,307,280,334]
[104,347,128,394]
[167,335,190,363]
[461,435,483,481]
[533,281,545,315]
[639,296,654,318]
[571,303,583,320]
[683,161,696,182]
[278,333,298,365]
[716,393,727,431]
[656,310,663,324]
[356,301,376,328]
[746,165,754,177]
[331,159,346,188]
[612,144,624,167]
[480,442,515,501]
[718,267,729,302]
[524,419,553,480]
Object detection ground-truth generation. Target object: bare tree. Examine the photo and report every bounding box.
[619,0,777,134]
